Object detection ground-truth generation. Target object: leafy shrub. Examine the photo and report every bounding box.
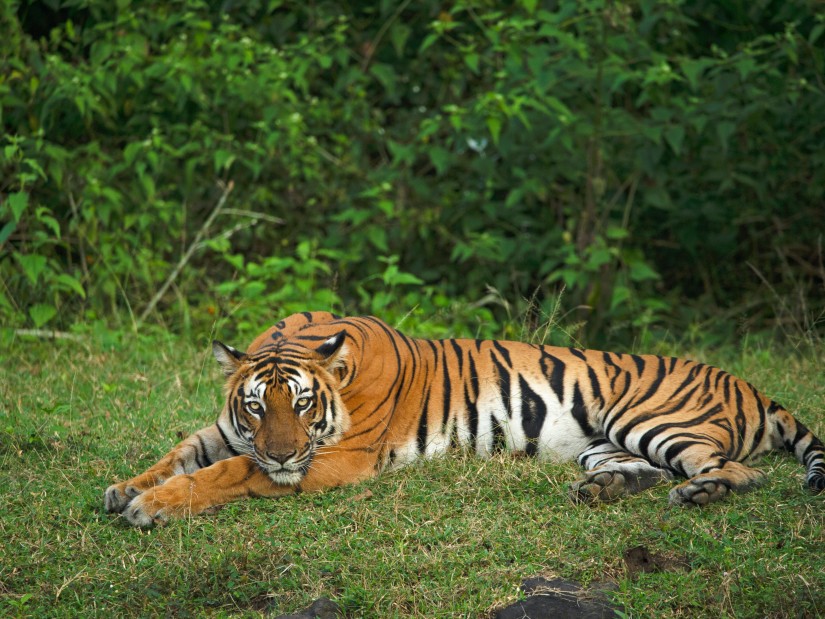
[1,0,823,345]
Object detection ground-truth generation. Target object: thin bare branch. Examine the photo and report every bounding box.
[137,181,234,327]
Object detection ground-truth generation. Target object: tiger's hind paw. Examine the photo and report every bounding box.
[570,470,628,503]
[669,478,729,507]
[104,483,142,513]
[571,465,670,504]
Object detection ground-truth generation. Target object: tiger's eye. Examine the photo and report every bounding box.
[246,401,263,414]
[296,397,311,408]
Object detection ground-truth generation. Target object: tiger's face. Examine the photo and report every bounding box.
[212,332,349,485]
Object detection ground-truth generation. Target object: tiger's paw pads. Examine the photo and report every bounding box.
[570,470,627,503]
[669,478,729,507]
[104,483,142,513]
[123,493,170,528]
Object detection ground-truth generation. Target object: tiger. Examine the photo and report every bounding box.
[104,311,825,527]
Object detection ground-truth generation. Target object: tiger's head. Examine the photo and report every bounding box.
[211,331,350,485]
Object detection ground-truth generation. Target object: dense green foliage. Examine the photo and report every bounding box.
[2,0,824,345]
[1,336,823,617]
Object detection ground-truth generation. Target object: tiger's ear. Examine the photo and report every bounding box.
[212,340,246,376]
[314,331,348,371]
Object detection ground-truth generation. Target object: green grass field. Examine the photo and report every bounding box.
[1,334,823,618]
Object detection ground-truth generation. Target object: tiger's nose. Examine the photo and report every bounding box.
[267,450,296,464]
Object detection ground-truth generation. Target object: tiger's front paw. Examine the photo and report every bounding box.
[123,491,171,528]
[104,482,142,514]
[120,475,195,528]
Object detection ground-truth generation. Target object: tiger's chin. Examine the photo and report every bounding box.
[269,471,305,485]
[262,467,306,486]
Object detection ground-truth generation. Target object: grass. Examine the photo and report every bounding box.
[0,332,823,618]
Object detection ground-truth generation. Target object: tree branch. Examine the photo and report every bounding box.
[137,181,234,326]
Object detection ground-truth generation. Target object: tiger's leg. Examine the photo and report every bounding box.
[121,444,381,527]
[667,448,766,506]
[122,455,288,527]
[104,424,234,514]
[571,439,674,503]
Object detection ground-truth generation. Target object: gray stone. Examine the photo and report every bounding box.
[273,596,342,619]
[493,577,620,619]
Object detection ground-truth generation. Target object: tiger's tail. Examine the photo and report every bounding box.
[770,402,825,492]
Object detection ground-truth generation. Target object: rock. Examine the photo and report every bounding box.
[273,596,342,619]
[493,577,620,619]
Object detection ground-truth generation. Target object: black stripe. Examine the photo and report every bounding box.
[417,387,431,455]
[643,429,724,457]
[615,382,707,447]
[440,343,452,429]
[191,444,206,469]
[542,353,566,405]
[519,375,546,456]
[630,354,646,376]
[568,348,587,362]
[466,351,480,402]
[293,334,342,343]
[802,440,823,464]
[586,365,603,408]
[710,416,734,444]
[669,363,703,399]
[750,386,766,451]
[362,318,406,416]
[393,332,418,416]
[492,341,512,367]
[722,373,731,405]
[197,434,214,467]
[626,357,668,409]
[603,357,668,437]
[662,442,693,475]
[216,424,241,456]
[571,381,594,437]
[791,423,808,447]
[602,352,622,392]
[464,388,479,447]
[466,352,479,443]
[732,383,747,459]
[252,359,277,373]
[639,405,726,460]
[449,339,465,376]
[489,350,511,418]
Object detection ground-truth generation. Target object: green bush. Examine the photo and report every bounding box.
[2,0,823,345]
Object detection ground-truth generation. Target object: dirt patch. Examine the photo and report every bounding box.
[623,544,691,579]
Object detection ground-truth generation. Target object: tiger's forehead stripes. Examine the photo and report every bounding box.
[243,378,266,400]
